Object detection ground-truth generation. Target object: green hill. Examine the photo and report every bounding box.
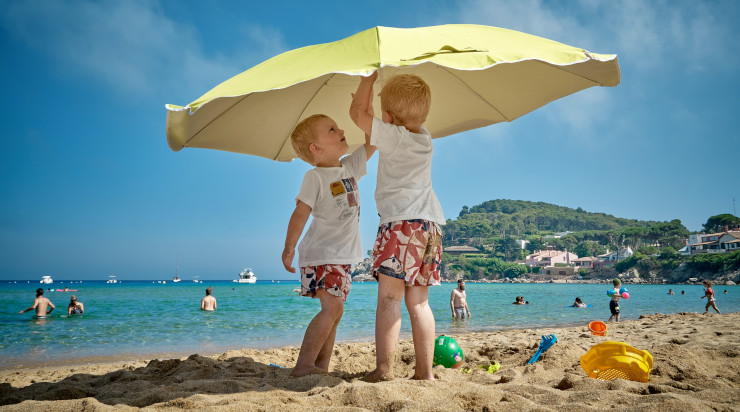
[443,199,688,253]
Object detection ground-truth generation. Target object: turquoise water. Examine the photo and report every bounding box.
[1,280,738,368]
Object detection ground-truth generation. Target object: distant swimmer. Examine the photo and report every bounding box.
[18,288,55,318]
[201,286,217,311]
[67,295,84,314]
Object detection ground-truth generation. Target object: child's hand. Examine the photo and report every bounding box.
[282,247,296,273]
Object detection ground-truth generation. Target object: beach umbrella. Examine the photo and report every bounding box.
[165,24,620,162]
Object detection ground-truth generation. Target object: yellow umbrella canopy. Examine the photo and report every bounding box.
[165,24,620,162]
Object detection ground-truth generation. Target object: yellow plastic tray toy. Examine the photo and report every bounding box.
[580,341,653,383]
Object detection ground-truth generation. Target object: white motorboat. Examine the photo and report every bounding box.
[40,275,53,284]
[106,274,118,284]
[172,254,181,282]
[193,276,201,283]
[234,268,257,283]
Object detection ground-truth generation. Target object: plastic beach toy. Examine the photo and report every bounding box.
[621,292,630,299]
[580,341,653,383]
[588,320,608,336]
[527,334,557,364]
[462,361,501,374]
[433,335,464,368]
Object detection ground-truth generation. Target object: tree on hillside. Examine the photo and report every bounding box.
[702,214,740,233]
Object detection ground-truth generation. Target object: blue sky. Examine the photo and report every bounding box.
[1,0,738,281]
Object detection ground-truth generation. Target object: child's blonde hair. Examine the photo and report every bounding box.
[703,280,712,287]
[290,114,328,164]
[380,74,431,126]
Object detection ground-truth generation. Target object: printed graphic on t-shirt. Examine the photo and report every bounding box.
[329,176,359,220]
[330,181,346,197]
[342,177,357,192]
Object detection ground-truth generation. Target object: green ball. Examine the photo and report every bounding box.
[433,335,463,368]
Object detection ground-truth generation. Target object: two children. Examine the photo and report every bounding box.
[283,71,443,381]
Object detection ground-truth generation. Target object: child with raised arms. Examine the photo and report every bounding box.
[282,113,374,377]
[350,71,445,381]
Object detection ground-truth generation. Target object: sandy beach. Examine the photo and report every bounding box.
[1,312,738,411]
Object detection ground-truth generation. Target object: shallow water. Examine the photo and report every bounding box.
[1,280,738,368]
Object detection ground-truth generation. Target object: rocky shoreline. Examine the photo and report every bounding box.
[349,258,740,285]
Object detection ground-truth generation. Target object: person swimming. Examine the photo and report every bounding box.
[572,297,587,308]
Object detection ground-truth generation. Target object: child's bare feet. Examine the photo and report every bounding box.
[411,373,435,381]
[290,365,328,377]
[360,369,394,383]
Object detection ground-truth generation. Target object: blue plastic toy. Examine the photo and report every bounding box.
[528,334,557,364]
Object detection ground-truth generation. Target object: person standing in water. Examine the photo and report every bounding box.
[201,287,217,311]
[18,288,55,318]
[450,280,471,319]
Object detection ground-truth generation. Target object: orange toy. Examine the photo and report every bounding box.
[580,341,653,383]
[588,320,607,336]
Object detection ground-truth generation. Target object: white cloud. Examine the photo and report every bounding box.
[433,0,737,137]
[0,0,287,101]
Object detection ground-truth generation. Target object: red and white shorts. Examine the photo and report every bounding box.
[372,219,443,286]
[300,264,352,301]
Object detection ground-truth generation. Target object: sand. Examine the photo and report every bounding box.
[1,312,738,411]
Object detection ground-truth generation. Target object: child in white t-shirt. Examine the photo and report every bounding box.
[350,71,445,381]
[282,113,375,377]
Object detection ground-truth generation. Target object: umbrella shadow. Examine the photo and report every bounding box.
[0,354,350,408]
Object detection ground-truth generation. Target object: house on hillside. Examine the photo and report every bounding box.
[689,231,740,254]
[445,245,484,256]
[525,249,579,268]
[573,256,597,270]
[594,247,634,268]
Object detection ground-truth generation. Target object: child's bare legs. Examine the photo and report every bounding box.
[291,290,344,377]
[405,286,435,380]
[363,275,404,382]
[706,301,721,314]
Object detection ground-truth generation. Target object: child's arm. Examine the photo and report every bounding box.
[282,200,312,273]
[350,71,378,137]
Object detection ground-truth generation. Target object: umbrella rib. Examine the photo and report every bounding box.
[437,66,511,123]
[183,94,252,148]
[273,73,337,161]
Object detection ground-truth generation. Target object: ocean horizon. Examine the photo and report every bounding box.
[2,280,738,369]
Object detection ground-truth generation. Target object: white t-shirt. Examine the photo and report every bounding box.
[370,117,445,225]
[296,147,367,267]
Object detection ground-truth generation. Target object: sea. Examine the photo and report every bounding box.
[1,280,738,369]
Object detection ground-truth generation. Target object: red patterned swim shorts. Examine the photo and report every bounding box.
[372,219,443,286]
[300,264,352,301]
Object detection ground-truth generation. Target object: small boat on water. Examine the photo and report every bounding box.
[234,268,257,284]
[172,254,181,282]
[193,276,201,283]
[106,274,118,284]
[40,275,53,284]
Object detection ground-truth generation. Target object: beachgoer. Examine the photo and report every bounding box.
[450,280,471,319]
[607,278,622,322]
[201,286,217,311]
[513,296,524,305]
[724,289,728,294]
[281,110,374,378]
[67,295,84,314]
[572,297,587,308]
[701,280,721,314]
[350,71,444,382]
[18,288,55,318]
[681,290,685,295]
[63,286,69,291]
[668,289,675,295]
